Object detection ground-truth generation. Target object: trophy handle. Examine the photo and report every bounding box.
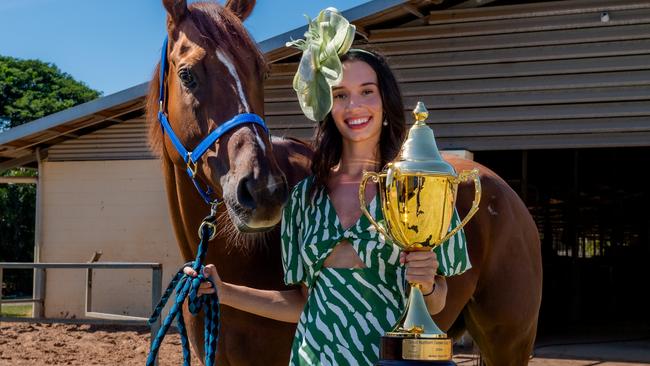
[359,172,391,239]
[439,168,481,244]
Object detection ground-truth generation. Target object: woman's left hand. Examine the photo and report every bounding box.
[400,251,439,295]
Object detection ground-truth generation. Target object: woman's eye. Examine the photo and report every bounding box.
[362,89,374,96]
[178,68,197,89]
[333,93,346,100]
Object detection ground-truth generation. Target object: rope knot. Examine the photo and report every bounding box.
[146,216,221,366]
[188,267,216,315]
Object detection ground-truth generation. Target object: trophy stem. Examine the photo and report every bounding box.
[389,285,445,337]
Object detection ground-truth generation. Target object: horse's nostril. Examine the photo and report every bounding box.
[237,176,257,210]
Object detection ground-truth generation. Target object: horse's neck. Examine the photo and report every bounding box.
[162,156,210,261]
[271,137,313,187]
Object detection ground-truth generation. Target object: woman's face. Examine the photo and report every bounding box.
[331,60,383,147]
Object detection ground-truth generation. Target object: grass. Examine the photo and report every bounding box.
[1,303,33,317]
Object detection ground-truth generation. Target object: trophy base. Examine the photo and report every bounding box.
[377,361,456,366]
[378,335,455,365]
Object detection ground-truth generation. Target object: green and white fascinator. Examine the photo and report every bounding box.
[286,7,356,122]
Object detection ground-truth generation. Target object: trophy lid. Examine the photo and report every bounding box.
[392,102,456,175]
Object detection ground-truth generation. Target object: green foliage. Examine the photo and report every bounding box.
[0,55,100,296]
[1,168,36,262]
[0,55,101,129]
[1,303,33,317]
[0,169,36,296]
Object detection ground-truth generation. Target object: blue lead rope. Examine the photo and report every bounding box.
[146,212,221,366]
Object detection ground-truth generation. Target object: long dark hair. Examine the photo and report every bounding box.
[311,49,406,191]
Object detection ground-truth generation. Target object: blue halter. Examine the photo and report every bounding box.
[157,36,269,204]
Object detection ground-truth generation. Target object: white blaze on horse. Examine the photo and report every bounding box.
[145,1,542,365]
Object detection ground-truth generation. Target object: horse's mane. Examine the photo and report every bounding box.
[146,1,267,156]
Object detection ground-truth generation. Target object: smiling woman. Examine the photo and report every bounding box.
[188,46,472,366]
[184,7,472,362]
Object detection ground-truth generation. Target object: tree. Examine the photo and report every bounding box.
[0,55,100,297]
[0,55,100,129]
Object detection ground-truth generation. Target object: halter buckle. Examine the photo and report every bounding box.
[186,152,198,178]
[187,161,198,178]
[210,200,222,217]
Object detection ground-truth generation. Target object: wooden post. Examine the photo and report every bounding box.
[521,150,528,205]
[34,268,46,318]
[0,266,4,314]
[151,265,163,366]
[33,148,44,318]
[569,149,581,323]
[85,251,103,314]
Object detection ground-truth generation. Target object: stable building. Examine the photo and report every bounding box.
[1,0,648,336]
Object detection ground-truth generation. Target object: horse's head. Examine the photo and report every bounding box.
[147,0,288,232]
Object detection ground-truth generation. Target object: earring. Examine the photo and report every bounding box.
[383,119,388,126]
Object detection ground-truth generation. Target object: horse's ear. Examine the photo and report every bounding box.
[225,0,255,21]
[163,0,188,25]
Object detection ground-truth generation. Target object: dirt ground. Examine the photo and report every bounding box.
[1,321,649,366]
[0,322,200,366]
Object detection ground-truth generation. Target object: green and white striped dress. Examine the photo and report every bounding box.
[281,176,471,366]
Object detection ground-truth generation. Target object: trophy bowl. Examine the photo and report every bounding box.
[359,102,481,364]
[368,170,454,250]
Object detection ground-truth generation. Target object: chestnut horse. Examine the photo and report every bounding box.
[145,1,542,365]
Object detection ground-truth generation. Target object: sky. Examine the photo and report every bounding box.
[0,0,370,96]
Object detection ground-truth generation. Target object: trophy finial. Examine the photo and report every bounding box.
[396,101,455,175]
[413,101,428,126]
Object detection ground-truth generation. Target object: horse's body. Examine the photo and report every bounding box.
[437,155,543,366]
[147,1,542,365]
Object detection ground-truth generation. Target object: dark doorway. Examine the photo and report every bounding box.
[474,147,650,335]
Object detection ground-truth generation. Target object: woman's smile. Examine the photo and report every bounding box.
[345,116,372,129]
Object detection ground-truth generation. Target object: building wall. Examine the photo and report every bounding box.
[40,159,182,318]
[48,118,154,162]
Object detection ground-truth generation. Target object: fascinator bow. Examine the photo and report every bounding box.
[286,8,356,122]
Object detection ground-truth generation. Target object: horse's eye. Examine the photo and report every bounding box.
[178,68,197,89]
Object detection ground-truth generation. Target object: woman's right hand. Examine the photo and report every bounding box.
[183,264,222,296]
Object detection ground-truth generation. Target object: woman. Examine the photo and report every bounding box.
[186,9,471,365]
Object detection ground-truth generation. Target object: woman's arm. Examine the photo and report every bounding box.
[424,275,447,315]
[401,251,447,315]
[185,265,308,323]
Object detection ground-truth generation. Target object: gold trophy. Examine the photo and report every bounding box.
[359,102,481,365]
